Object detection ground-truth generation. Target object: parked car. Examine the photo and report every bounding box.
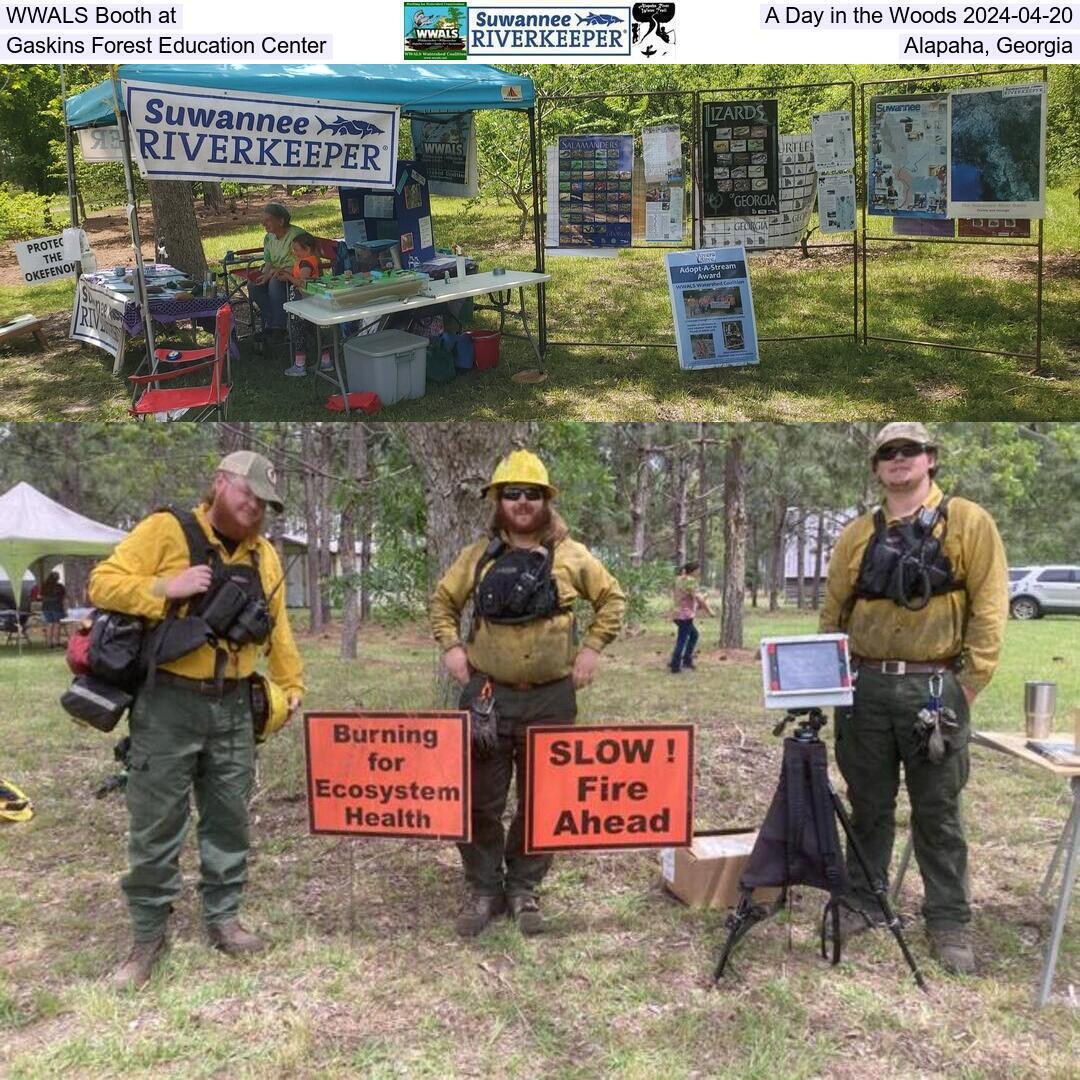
[1008,566,1080,619]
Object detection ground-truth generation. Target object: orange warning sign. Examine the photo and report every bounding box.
[524,725,694,853]
[305,712,470,840]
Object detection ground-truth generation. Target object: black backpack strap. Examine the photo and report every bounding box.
[467,536,506,642]
[154,505,215,569]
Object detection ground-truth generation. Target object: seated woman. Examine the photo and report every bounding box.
[281,233,332,377]
[248,202,300,344]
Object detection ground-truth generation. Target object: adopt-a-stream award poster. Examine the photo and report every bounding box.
[556,134,634,249]
[701,99,780,220]
[666,247,759,370]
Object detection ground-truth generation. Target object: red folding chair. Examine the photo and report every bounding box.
[129,304,233,421]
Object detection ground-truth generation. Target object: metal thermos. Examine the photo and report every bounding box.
[1024,681,1056,739]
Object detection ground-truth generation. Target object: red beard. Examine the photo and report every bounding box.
[495,499,551,537]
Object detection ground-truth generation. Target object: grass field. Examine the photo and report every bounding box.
[1,608,1077,1077]
[0,188,1077,421]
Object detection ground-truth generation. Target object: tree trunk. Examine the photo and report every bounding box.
[749,519,759,608]
[339,426,365,660]
[268,424,288,565]
[768,496,787,613]
[696,422,709,582]
[406,422,535,704]
[317,427,335,625]
[358,427,372,622]
[795,510,806,610]
[147,180,207,279]
[812,511,826,611]
[301,427,323,633]
[672,454,690,570]
[629,426,653,569]
[218,422,250,456]
[720,433,747,649]
[202,182,226,213]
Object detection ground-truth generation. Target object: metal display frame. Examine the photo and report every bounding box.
[860,67,1048,374]
[536,80,859,355]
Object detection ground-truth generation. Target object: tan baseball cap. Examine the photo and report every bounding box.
[870,422,936,457]
[217,450,284,512]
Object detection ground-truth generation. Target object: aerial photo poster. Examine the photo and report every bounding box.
[868,94,948,219]
[946,84,1046,220]
[666,247,759,370]
[701,99,780,219]
[555,134,634,249]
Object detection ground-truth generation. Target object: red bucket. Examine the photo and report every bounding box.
[464,329,500,370]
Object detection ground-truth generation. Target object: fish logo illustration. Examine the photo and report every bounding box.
[317,116,386,138]
[577,12,621,24]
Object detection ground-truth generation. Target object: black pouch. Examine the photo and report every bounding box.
[88,612,146,689]
[149,615,216,664]
[199,579,249,637]
[60,675,133,732]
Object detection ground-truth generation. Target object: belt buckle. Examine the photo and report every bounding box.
[882,660,906,675]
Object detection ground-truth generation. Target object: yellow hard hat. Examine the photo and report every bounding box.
[0,778,33,823]
[482,450,557,498]
[250,674,290,744]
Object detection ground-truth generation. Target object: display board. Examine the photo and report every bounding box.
[810,110,855,172]
[868,93,948,219]
[642,124,684,243]
[69,276,126,359]
[818,173,856,234]
[701,99,780,219]
[339,160,435,269]
[666,247,759,369]
[410,114,478,198]
[555,134,633,250]
[947,83,1046,219]
[14,233,79,285]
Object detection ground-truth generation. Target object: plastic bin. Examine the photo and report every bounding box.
[344,329,428,405]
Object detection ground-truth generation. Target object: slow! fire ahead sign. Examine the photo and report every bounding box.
[524,725,694,853]
[305,712,470,841]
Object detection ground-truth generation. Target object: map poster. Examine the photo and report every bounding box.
[958,217,1031,239]
[811,110,855,173]
[701,99,779,219]
[665,247,759,370]
[557,134,634,249]
[818,173,856,234]
[947,84,1046,220]
[868,94,948,219]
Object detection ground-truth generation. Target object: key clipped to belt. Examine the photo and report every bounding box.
[916,672,958,764]
[470,678,499,758]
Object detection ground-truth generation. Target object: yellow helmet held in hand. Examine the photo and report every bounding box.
[0,777,33,823]
[250,674,290,744]
[482,450,557,498]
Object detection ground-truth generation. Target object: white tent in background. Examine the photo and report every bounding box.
[0,481,127,606]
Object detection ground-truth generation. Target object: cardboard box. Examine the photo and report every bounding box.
[660,829,781,910]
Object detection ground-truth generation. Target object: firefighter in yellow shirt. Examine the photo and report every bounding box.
[89,451,304,991]
[820,423,1007,975]
[431,451,626,937]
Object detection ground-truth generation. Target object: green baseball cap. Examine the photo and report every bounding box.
[870,422,936,457]
[217,450,284,512]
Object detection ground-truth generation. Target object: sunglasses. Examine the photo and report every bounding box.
[501,486,545,502]
[875,442,927,462]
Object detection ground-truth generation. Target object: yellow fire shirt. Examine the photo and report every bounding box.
[431,535,626,686]
[819,482,1007,692]
[88,504,304,699]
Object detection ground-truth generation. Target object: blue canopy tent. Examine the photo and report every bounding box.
[62,64,545,373]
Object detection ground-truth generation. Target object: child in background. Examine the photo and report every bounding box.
[282,232,334,377]
[670,561,713,673]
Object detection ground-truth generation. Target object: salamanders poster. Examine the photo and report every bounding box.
[665,247,759,370]
[556,134,633,250]
[868,94,947,219]
[947,84,1046,219]
[701,99,779,219]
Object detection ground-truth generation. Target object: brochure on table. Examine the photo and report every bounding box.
[666,247,759,370]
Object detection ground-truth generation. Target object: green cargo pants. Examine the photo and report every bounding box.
[834,666,971,928]
[123,680,255,941]
[458,674,576,898]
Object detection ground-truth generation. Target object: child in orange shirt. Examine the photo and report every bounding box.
[283,232,333,376]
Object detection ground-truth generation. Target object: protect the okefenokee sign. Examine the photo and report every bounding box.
[760,634,853,710]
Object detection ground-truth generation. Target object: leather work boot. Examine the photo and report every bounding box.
[455,892,506,938]
[208,920,267,957]
[113,936,167,992]
[508,894,545,936]
[928,925,976,975]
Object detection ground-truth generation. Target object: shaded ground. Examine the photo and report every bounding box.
[1,609,1077,1078]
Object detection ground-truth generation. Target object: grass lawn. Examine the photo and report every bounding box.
[0,188,1077,421]
[1,608,1077,1077]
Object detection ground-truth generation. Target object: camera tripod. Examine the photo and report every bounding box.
[714,708,927,992]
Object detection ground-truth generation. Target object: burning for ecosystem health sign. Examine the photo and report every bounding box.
[524,725,694,853]
[305,712,470,840]
[122,81,400,188]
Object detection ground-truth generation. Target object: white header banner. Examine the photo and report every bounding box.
[123,81,400,188]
